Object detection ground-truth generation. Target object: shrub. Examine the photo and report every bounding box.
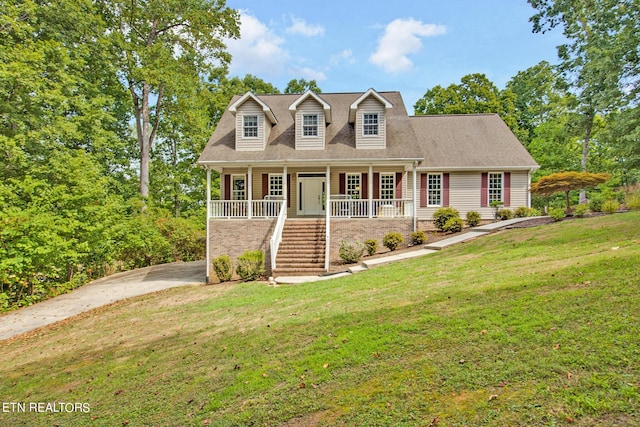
[496,208,514,220]
[433,207,460,231]
[339,241,366,264]
[383,232,404,251]
[235,250,265,281]
[212,255,233,282]
[466,211,481,227]
[573,204,589,218]
[602,199,620,214]
[588,195,604,212]
[625,194,640,211]
[442,217,464,233]
[364,239,378,256]
[549,207,565,221]
[410,230,427,245]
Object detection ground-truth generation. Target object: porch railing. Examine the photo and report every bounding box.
[329,197,414,218]
[209,199,284,219]
[269,200,288,271]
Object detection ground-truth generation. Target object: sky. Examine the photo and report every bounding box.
[223,0,567,113]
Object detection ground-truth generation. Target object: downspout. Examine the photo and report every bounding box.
[325,165,331,271]
[205,167,211,283]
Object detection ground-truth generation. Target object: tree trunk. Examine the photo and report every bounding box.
[579,112,594,204]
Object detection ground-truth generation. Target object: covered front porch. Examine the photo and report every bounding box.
[204,162,419,278]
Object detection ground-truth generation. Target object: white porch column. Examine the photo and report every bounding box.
[368,164,373,218]
[205,167,211,283]
[247,165,253,218]
[412,163,417,232]
[283,165,288,209]
[325,165,331,271]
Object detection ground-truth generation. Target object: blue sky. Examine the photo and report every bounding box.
[224,0,566,113]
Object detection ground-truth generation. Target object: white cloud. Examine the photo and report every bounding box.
[292,66,327,82]
[286,17,325,37]
[225,11,289,77]
[369,18,446,73]
[331,49,355,65]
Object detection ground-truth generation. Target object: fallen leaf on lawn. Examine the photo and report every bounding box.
[480,329,488,335]
[553,343,561,350]
[611,246,619,250]
[567,372,573,380]
[323,363,329,369]
[488,394,498,401]
[262,373,268,377]
[297,382,306,389]
[428,417,440,426]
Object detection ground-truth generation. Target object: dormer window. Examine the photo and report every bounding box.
[363,113,379,136]
[243,115,258,138]
[303,114,318,137]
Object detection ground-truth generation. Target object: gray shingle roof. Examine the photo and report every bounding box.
[197,91,538,170]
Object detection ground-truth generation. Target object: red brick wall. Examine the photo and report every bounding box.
[329,218,414,258]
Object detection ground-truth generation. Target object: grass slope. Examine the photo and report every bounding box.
[1,213,639,426]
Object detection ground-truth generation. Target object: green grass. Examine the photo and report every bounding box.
[1,212,639,426]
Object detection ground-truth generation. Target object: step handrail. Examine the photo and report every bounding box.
[269,201,287,272]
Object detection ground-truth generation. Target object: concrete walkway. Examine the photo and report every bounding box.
[1,217,543,340]
[0,261,206,341]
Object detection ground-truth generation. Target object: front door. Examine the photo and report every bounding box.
[298,176,326,215]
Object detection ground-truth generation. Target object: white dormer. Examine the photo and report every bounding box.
[229,92,277,151]
[288,90,331,150]
[349,88,392,149]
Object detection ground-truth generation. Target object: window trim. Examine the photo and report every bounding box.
[268,173,284,197]
[488,172,503,204]
[302,114,319,137]
[379,172,395,200]
[242,115,259,139]
[362,112,379,137]
[346,173,361,199]
[231,174,246,200]
[427,173,443,207]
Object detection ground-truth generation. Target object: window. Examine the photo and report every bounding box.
[346,173,361,199]
[302,114,318,137]
[269,174,283,197]
[363,113,379,136]
[428,174,442,206]
[232,175,245,200]
[488,172,503,204]
[380,173,395,200]
[243,115,258,138]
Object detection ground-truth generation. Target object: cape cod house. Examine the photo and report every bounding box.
[198,89,538,280]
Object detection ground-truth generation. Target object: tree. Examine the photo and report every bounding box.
[530,171,610,212]
[528,0,640,200]
[99,0,240,199]
[284,78,322,94]
[414,73,524,140]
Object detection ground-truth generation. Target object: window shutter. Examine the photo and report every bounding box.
[339,173,346,195]
[287,174,291,208]
[224,175,231,200]
[481,173,488,207]
[395,172,402,199]
[373,173,380,199]
[262,174,269,198]
[362,173,368,199]
[420,174,427,207]
[504,172,511,207]
[443,173,450,207]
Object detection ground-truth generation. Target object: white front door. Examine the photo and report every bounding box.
[298,177,325,215]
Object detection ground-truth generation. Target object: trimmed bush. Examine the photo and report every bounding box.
[383,232,404,251]
[602,199,620,214]
[588,195,604,212]
[442,217,464,233]
[212,255,233,282]
[549,207,565,221]
[433,207,460,231]
[410,230,427,245]
[235,250,265,281]
[466,210,481,227]
[496,208,514,220]
[364,239,378,256]
[339,241,366,264]
[573,204,589,218]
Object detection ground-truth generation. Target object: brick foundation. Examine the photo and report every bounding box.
[330,218,414,259]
